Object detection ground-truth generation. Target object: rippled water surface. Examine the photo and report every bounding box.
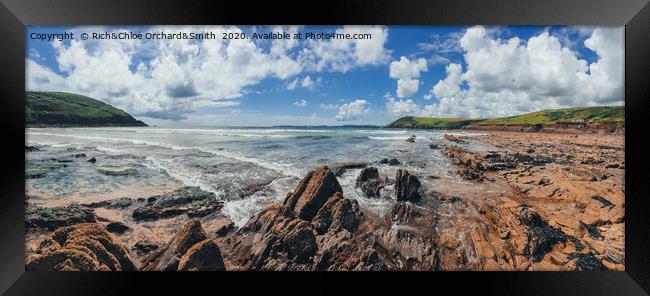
[26,126,484,226]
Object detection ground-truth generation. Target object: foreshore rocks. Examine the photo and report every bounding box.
[26,204,96,231]
[220,165,382,271]
[26,223,136,271]
[378,202,439,270]
[438,131,624,271]
[140,219,225,271]
[132,186,223,221]
[395,169,421,202]
[355,167,383,197]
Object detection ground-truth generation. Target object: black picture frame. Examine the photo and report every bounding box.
[1,0,649,295]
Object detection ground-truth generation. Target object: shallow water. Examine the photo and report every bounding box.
[26,126,484,227]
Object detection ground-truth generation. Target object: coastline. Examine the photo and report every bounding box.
[24,127,624,271]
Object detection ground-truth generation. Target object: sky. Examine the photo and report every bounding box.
[26,25,624,126]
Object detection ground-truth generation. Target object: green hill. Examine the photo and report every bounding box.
[26,91,147,127]
[385,106,624,129]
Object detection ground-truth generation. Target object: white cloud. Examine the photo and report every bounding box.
[389,56,428,97]
[298,26,390,73]
[319,103,339,110]
[335,99,371,121]
[293,99,308,107]
[422,26,624,118]
[386,97,422,116]
[287,75,315,90]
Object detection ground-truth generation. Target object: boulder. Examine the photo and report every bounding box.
[87,157,97,163]
[282,165,343,221]
[394,169,421,202]
[26,223,135,271]
[177,239,226,271]
[355,167,382,197]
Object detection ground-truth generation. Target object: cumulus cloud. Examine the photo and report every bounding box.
[389,56,428,97]
[335,99,371,121]
[298,26,390,73]
[386,97,422,117]
[293,99,308,107]
[422,26,624,118]
[27,25,390,120]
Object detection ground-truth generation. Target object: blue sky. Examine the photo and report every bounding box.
[26,25,623,126]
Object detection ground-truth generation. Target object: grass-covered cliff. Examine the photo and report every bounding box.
[26,91,147,127]
[385,106,623,129]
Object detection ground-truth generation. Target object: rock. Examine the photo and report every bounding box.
[311,192,362,234]
[387,202,423,225]
[131,240,159,256]
[429,143,440,149]
[26,223,135,271]
[355,167,382,197]
[221,166,378,271]
[579,221,602,240]
[282,220,318,263]
[97,167,138,176]
[26,162,67,179]
[518,207,583,262]
[214,219,235,237]
[379,158,401,166]
[132,187,222,221]
[87,157,97,163]
[394,169,421,202]
[443,134,465,143]
[406,135,416,142]
[86,197,133,209]
[140,219,208,271]
[592,195,615,208]
[173,219,208,255]
[73,153,86,158]
[570,252,608,271]
[25,145,40,152]
[178,239,226,271]
[330,162,368,176]
[106,221,130,234]
[283,165,343,221]
[26,204,96,231]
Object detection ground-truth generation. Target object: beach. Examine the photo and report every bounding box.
[25,126,624,271]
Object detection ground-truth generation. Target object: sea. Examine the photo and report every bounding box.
[26,126,486,227]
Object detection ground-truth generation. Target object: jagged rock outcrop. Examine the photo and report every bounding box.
[26,223,136,271]
[221,165,381,271]
[140,219,226,271]
[394,169,421,202]
[355,167,382,197]
[282,166,343,221]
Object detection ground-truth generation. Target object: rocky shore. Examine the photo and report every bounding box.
[25,130,624,271]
